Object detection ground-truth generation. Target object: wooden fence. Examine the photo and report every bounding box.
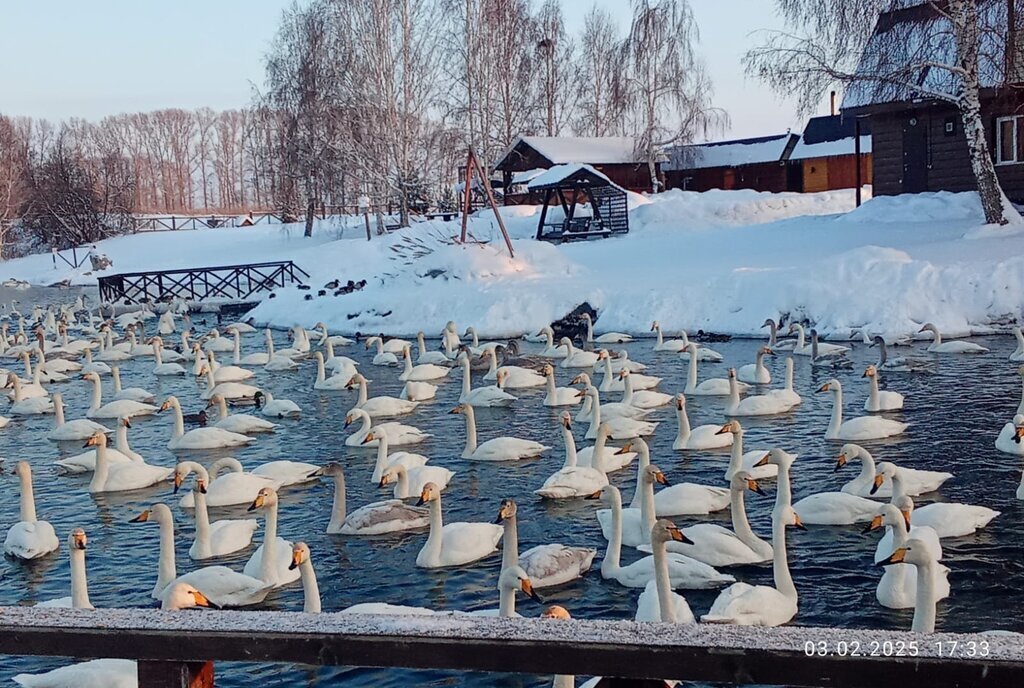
[96,261,309,304]
[132,213,285,232]
[0,607,1019,688]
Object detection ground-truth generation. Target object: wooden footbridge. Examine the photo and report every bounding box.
[96,261,309,304]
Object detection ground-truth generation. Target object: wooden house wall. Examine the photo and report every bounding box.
[666,162,794,193]
[801,154,873,193]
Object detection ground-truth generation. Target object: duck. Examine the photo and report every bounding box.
[415,482,503,568]
[672,394,733,450]
[244,487,301,586]
[863,365,904,412]
[700,448,801,626]
[818,379,907,440]
[558,337,600,368]
[789,323,849,357]
[863,505,948,609]
[835,444,951,498]
[635,520,697,623]
[345,407,429,447]
[401,345,450,381]
[110,366,155,403]
[718,420,778,481]
[619,368,672,409]
[83,371,157,419]
[482,348,544,388]
[596,350,660,392]
[456,353,517,406]
[534,412,609,498]
[872,465,999,539]
[35,529,93,609]
[162,396,253,450]
[580,386,657,440]
[595,481,734,589]
[183,469,259,560]
[82,431,170,493]
[627,438,731,517]
[45,392,109,441]
[4,461,60,560]
[541,363,580,406]
[207,394,279,434]
[580,312,631,344]
[737,347,774,384]
[318,462,430,535]
[871,336,935,373]
[918,323,989,353]
[346,372,419,417]
[255,391,302,418]
[131,503,273,606]
[366,336,399,365]
[726,368,798,417]
[494,498,595,589]
[650,321,687,352]
[683,343,743,396]
[451,403,547,461]
[415,331,450,365]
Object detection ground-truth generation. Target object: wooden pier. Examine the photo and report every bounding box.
[0,607,1020,687]
[96,261,309,304]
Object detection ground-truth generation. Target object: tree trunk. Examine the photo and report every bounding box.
[304,175,315,237]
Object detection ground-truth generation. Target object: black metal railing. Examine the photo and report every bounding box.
[96,261,309,304]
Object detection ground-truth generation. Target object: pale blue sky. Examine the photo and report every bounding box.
[0,0,817,139]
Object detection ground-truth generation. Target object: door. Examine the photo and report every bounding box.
[902,114,929,193]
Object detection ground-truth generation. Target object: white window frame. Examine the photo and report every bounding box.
[996,115,1024,165]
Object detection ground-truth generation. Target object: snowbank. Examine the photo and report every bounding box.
[4,188,1024,340]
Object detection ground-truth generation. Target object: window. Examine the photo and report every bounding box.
[996,115,1024,164]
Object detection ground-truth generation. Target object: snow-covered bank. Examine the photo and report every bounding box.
[3,188,1023,339]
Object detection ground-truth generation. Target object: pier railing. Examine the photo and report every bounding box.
[96,261,309,304]
[0,607,1019,688]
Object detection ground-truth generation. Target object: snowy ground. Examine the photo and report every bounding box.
[2,187,1023,340]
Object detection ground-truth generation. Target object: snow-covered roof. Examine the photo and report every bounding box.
[843,0,1011,110]
[494,135,663,171]
[789,114,872,160]
[510,168,546,186]
[526,163,622,191]
[790,135,873,160]
[664,134,798,171]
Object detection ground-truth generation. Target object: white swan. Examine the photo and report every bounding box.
[457,354,516,406]
[415,482,503,568]
[161,396,253,450]
[83,371,156,419]
[86,432,172,493]
[791,486,882,526]
[673,394,733,450]
[151,337,186,376]
[871,335,935,373]
[365,430,430,483]
[345,407,429,447]
[918,322,989,354]
[534,412,608,498]
[737,346,774,384]
[482,348,544,388]
[863,365,904,412]
[4,461,59,560]
[684,343,743,396]
[818,379,907,440]
[542,363,580,406]
[319,462,429,535]
[183,467,259,560]
[379,461,454,498]
[312,351,349,390]
[13,660,137,688]
[6,374,54,415]
[452,403,548,461]
[558,337,600,368]
[46,392,108,441]
[36,529,93,609]
[701,448,800,626]
[619,369,671,409]
[596,350,660,392]
[289,542,322,613]
[995,413,1024,455]
[628,438,731,517]
[726,368,798,417]
[789,323,848,357]
[54,417,138,473]
[581,312,631,344]
[872,464,999,538]
[110,366,155,402]
[131,503,273,606]
[836,444,951,498]
[400,379,437,402]
[244,487,300,586]
[231,328,271,365]
[535,326,568,358]
[580,385,657,440]
[255,390,302,418]
[176,458,280,508]
[199,364,259,400]
[207,394,279,434]
[650,321,687,352]
[1012,326,1024,361]
[876,537,949,632]
[366,336,399,365]
[573,377,648,420]
[495,498,595,589]
[676,331,723,362]
[401,345,450,381]
[314,321,353,347]
[864,505,948,609]
[635,520,696,623]
[415,331,450,365]
[595,482,734,589]
[576,422,637,473]
[718,420,777,481]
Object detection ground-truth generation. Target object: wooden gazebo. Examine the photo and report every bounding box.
[528,164,629,242]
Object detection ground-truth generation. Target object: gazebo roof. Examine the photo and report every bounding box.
[526,163,625,192]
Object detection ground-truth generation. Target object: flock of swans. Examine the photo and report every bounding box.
[2,297,1022,687]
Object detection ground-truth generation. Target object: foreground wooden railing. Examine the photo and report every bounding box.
[0,607,1021,687]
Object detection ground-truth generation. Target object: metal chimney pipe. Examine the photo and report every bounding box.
[830,91,837,116]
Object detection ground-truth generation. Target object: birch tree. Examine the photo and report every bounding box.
[745,0,1018,225]
[575,6,629,137]
[535,0,577,136]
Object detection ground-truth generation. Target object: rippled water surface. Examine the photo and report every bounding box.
[1,287,1022,687]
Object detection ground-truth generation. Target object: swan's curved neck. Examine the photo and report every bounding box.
[728,374,740,409]
[730,480,759,549]
[868,375,880,407]
[601,492,624,576]
[622,372,635,404]
[726,429,744,479]
[299,558,321,613]
[675,403,691,443]
[89,375,103,412]
[685,351,698,392]
[260,501,279,582]
[794,325,806,348]
[929,327,942,346]
[371,435,392,482]
[417,332,427,354]
[18,469,37,522]
[317,354,327,382]
[233,331,242,363]
[545,369,557,400]
[402,349,414,376]
[652,535,676,623]
[53,398,66,426]
[170,398,185,438]
[89,440,110,492]
[194,487,212,558]
[501,514,520,571]
[586,389,601,437]
[561,425,578,468]
[70,545,91,609]
[486,349,497,375]
[392,465,411,498]
[827,388,843,437]
[423,497,444,563]
[767,320,778,345]
[601,355,613,381]
[462,406,478,455]
[1017,376,1024,417]
[460,360,471,396]
[772,466,797,600]
[154,342,164,366]
[328,472,347,532]
[498,577,517,618]
[912,558,937,632]
[156,512,177,593]
[855,448,875,487]
[784,358,794,391]
[655,326,664,347]
[266,331,276,357]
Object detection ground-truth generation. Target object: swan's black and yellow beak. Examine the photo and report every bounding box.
[792,513,808,531]
[191,590,219,609]
[288,549,303,571]
[248,494,265,512]
[71,531,87,550]
[877,547,907,567]
[416,490,429,507]
[901,509,912,530]
[834,453,848,472]
[574,388,587,398]
[521,578,543,604]
[870,474,885,495]
[197,480,208,495]
[862,514,884,535]
[667,525,694,545]
[560,415,572,429]
[129,509,151,523]
[360,432,376,445]
[655,471,671,487]
[448,405,464,415]
[1015,425,1024,442]
[747,478,766,496]
[343,415,353,428]
[714,423,731,436]
[753,452,771,467]
[173,473,184,493]
[585,489,603,500]
[816,383,831,393]
[675,397,684,410]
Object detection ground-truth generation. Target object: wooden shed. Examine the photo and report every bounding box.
[663,133,801,193]
[791,115,873,193]
[842,0,1024,202]
[527,164,629,242]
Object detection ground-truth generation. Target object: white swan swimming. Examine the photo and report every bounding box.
[576,422,637,473]
[255,390,302,418]
[318,462,429,535]
[619,368,671,408]
[628,438,730,517]
[495,498,596,589]
[415,331,450,365]
[312,351,350,390]
[574,378,648,421]
[36,529,93,609]
[110,366,155,403]
[54,417,138,472]
[581,312,631,344]
[683,342,742,396]
[596,350,660,392]
[86,431,172,493]
[635,520,697,623]
[558,337,600,368]
[4,461,59,560]
[818,379,907,440]
[482,347,544,388]
[791,484,881,526]
[737,346,774,384]
[871,335,935,373]
[726,368,798,417]
[534,412,608,498]
[862,365,904,412]
[918,322,989,354]
[162,395,253,450]
[701,448,801,626]
[535,326,568,359]
[863,504,948,609]
[836,444,951,498]
[182,467,259,560]
[401,344,450,382]
[400,379,437,402]
[788,323,848,357]
[46,392,108,441]
[718,420,777,481]
[415,482,503,568]
[1012,326,1024,361]
[451,402,548,461]
[199,363,259,400]
[365,429,430,483]
[207,394,279,434]
[765,357,801,408]
[876,537,948,632]
[176,457,280,508]
[580,385,657,440]
[6,373,53,415]
[650,321,687,352]
[82,371,156,419]
[150,336,187,376]
[345,407,429,447]
[676,331,723,362]
[872,464,999,539]
[457,354,516,407]
[673,393,733,450]
[365,336,399,366]
[542,363,580,407]
[245,487,301,586]
[289,542,322,613]
[996,414,1024,455]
